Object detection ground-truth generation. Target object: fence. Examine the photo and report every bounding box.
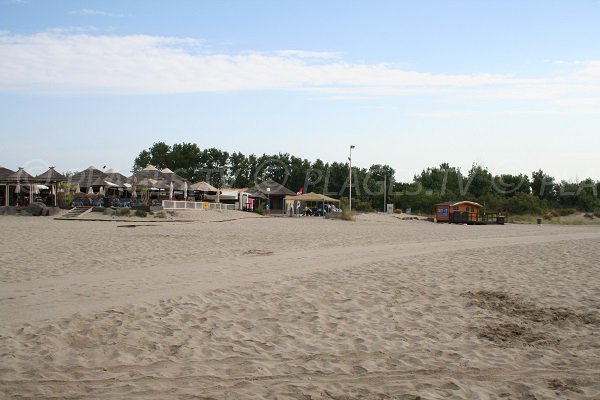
[162,200,235,211]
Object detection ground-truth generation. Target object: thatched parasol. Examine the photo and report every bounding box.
[191,181,219,193]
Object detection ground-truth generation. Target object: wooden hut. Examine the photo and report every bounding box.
[248,179,295,213]
[435,201,482,224]
[5,168,35,206]
[35,167,67,206]
[0,166,15,206]
[70,166,107,193]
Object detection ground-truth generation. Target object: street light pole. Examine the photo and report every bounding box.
[348,145,355,213]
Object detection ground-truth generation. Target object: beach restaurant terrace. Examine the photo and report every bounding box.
[0,166,67,207]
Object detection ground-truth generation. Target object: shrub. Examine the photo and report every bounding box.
[117,208,131,217]
[557,208,577,216]
[255,205,265,216]
[594,211,600,218]
[135,209,147,218]
[505,193,543,215]
[154,210,167,218]
[341,208,355,221]
[351,198,374,212]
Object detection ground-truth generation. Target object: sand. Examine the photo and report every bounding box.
[1,212,599,399]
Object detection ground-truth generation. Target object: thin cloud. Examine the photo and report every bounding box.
[69,9,124,18]
[0,31,598,114]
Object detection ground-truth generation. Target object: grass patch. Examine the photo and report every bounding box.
[154,210,167,219]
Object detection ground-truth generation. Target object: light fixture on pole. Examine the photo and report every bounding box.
[348,145,355,213]
[266,187,271,214]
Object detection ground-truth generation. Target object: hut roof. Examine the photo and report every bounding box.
[71,166,106,186]
[133,165,190,189]
[35,167,67,182]
[191,181,219,193]
[6,168,34,182]
[249,179,295,196]
[0,166,15,181]
[90,176,120,187]
[104,172,128,185]
[435,201,482,208]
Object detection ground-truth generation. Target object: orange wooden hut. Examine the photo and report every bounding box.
[435,201,482,223]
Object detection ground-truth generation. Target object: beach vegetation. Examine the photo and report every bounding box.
[132,143,599,218]
[154,210,167,218]
[135,209,147,218]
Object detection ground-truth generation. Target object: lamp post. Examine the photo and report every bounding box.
[348,145,355,213]
[266,187,271,215]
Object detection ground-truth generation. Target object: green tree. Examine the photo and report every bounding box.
[531,169,556,200]
[169,142,202,181]
[464,164,492,198]
[492,174,531,197]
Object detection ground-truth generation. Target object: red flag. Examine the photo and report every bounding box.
[297,187,303,194]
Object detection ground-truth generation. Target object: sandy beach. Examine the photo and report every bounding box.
[1,212,599,399]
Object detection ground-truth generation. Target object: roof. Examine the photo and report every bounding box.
[71,166,106,186]
[435,200,482,208]
[249,179,295,196]
[35,167,67,183]
[285,192,340,203]
[6,168,34,182]
[0,166,15,181]
[104,172,128,185]
[191,181,219,192]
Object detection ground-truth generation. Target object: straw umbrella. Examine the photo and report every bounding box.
[131,176,137,199]
[14,183,20,205]
[87,186,94,195]
[99,186,105,196]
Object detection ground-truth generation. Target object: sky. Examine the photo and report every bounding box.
[1,0,599,182]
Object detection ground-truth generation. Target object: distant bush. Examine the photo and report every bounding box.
[117,208,131,217]
[595,211,600,218]
[135,209,147,218]
[341,208,355,221]
[557,208,577,216]
[351,198,374,212]
[505,193,543,215]
[255,205,265,216]
[154,210,167,218]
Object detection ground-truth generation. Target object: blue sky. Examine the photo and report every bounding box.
[1,0,599,181]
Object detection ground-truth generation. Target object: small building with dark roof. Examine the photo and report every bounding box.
[248,179,295,213]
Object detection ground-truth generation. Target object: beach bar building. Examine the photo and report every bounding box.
[248,179,295,214]
[35,167,68,206]
[435,201,482,224]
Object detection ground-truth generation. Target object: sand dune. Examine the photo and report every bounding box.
[1,213,599,398]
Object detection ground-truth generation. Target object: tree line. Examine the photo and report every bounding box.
[134,142,599,214]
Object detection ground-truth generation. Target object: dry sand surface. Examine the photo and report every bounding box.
[1,211,599,399]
